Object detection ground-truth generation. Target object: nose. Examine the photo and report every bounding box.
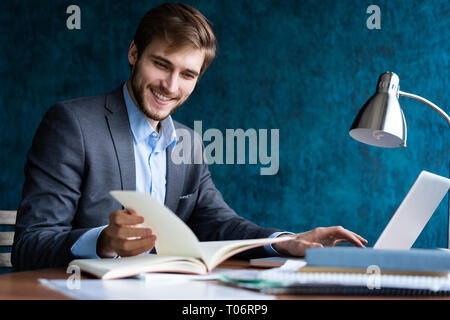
[162,73,179,94]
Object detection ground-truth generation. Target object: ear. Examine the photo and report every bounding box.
[128,40,138,67]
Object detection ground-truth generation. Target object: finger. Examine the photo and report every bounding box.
[333,238,350,246]
[332,226,366,248]
[133,237,158,255]
[121,238,157,257]
[126,208,139,216]
[113,235,157,256]
[339,228,368,244]
[350,231,368,244]
[124,209,146,227]
[110,210,144,226]
[333,237,366,248]
[110,225,153,240]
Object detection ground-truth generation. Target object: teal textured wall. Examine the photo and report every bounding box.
[1,0,448,250]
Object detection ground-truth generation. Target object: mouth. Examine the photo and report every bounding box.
[150,88,175,106]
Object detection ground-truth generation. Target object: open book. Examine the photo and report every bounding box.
[69,191,292,279]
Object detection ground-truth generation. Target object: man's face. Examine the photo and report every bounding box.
[128,38,205,123]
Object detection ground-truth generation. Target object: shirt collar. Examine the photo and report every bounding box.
[123,83,177,150]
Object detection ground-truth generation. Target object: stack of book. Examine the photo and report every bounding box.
[242,247,450,296]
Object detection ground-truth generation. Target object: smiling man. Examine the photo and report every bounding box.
[128,38,203,125]
[12,3,366,270]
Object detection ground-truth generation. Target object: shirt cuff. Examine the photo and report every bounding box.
[264,231,295,256]
[71,225,108,259]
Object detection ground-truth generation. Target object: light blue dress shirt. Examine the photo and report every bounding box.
[124,84,177,203]
[71,84,288,258]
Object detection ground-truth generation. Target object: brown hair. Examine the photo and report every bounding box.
[133,3,217,76]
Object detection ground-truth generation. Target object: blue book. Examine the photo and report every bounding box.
[305,247,450,273]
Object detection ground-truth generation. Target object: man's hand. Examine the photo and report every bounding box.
[273,226,368,257]
[97,209,157,258]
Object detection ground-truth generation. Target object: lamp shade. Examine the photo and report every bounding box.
[349,72,407,148]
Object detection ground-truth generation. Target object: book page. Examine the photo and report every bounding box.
[199,237,293,270]
[71,254,207,279]
[110,191,203,259]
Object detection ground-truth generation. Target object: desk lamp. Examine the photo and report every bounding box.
[349,71,450,247]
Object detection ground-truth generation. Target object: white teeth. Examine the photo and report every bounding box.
[152,89,171,101]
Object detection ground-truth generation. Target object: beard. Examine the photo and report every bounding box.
[130,61,185,122]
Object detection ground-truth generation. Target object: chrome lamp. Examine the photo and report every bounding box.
[349,71,450,247]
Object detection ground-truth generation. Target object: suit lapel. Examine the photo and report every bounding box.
[104,85,136,191]
[165,140,185,213]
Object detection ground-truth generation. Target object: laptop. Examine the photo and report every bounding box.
[250,170,450,268]
[374,170,450,249]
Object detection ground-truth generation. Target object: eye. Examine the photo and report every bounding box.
[182,72,196,80]
[154,61,168,70]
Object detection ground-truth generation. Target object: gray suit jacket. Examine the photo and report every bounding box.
[12,85,281,271]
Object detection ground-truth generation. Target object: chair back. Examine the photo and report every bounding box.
[0,211,17,268]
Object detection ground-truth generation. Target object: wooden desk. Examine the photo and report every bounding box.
[0,260,448,300]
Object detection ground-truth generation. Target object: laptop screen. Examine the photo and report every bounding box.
[374,171,450,250]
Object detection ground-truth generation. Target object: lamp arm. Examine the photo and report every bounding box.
[399,91,450,248]
[398,91,450,126]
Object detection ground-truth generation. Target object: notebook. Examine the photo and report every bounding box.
[219,265,450,296]
[254,270,450,296]
[304,247,450,274]
[250,170,450,268]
